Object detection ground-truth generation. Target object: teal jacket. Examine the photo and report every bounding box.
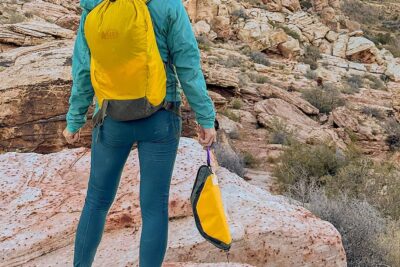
[66,0,216,133]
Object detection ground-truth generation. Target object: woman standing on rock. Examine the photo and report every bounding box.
[62,0,217,266]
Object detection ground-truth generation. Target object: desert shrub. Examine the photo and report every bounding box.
[196,34,212,51]
[240,150,259,168]
[238,73,249,88]
[228,130,241,140]
[24,11,34,18]
[271,23,301,40]
[282,26,300,40]
[231,9,249,20]
[369,32,395,46]
[377,219,400,267]
[221,55,243,68]
[299,0,313,10]
[326,158,374,198]
[364,74,386,90]
[302,85,345,114]
[278,141,400,220]
[267,117,294,145]
[221,108,240,122]
[274,142,345,194]
[305,69,317,80]
[341,0,381,26]
[248,51,270,66]
[384,118,400,150]
[385,35,400,57]
[361,106,384,119]
[307,189,390,267]
[342,74,363,94]
[5,11,26,24]
[248,72,269,84]
[300,45,321,70]
[230,97,244,109]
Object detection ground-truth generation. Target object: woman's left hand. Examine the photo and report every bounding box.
[63,127,81,144]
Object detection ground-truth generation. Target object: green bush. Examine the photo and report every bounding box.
[267,117,294,145]
[302,84,345,114]
[364,74,386,90]
[272,23,301,40]
[299,0,313,9]
[240,150,259,168]
[305,69,317,80]
[231,9,249,20]
[276,141,400,220]
[306,189,390,267]
[384,118,400,151]
[274,142,345,194]
[230,97,244,109]
[221,55,243,68]
[248,72,269,84]
[377,219,400,267]
[342,74,363,94]
[341,0,381,26]
[221,108,241,122]
[361,106,384,119]
[249,51,270,66]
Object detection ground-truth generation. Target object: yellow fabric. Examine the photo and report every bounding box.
[196,173,232,245]
[83,0,166,108]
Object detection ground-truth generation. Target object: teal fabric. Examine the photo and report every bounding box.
[66,0,216,134]
[74,107,181,266]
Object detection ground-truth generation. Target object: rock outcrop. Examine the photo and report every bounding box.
[0,138,347,266]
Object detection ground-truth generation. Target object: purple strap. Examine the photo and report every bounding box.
[206,146,211,166]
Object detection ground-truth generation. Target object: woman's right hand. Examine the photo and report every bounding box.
[63,127,81,144]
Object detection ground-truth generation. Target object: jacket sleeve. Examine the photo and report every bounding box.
[66,8,95,134]
[166,0,216,129]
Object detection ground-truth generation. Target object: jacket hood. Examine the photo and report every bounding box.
[80,0,103,11]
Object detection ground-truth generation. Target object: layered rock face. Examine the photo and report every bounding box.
[0,137,346,266]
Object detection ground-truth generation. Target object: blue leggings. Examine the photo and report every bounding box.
[73,105,182,267]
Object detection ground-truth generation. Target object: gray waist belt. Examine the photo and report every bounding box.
[92,98,182,129]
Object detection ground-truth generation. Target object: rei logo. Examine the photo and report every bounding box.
[101,30,119,40]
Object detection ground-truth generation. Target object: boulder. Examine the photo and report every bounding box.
[255,98,345,147]
[320,6,336,23]
[0,40,200,153]
[277,36,301,59]
[281,0,301,11]
[346,36,380,64]
[385,60,400,82]
[193,20,211,36]
[211,16,231,39]
[312,0,329,11]
[183,0,220,23]
[0,137,347,266]
[332,34,349,58]
[331,106,360,132]
[21,0,80,31]
[0,40,85,153]
[0,21,74,46]
[257,84,319,115]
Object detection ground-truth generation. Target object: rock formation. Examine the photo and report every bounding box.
[0,138,347,266]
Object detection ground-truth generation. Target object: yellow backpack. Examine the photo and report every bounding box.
[84,0,172,128]
[190,146,232,251]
